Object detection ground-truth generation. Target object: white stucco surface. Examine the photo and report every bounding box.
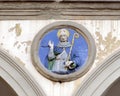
[0,20,120,96]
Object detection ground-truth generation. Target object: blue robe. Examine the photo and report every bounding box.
[47,42,82,74]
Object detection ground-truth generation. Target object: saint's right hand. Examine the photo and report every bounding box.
[48,40,54,49]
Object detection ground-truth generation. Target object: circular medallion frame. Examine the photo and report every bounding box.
[31,21,96,82]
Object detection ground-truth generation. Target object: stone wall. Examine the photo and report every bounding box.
[0,1,120,96]
[0,20,120,96]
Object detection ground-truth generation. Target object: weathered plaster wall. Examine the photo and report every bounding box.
[0,20,120,96]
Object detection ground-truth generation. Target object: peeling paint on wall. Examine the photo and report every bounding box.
[0,20,120,96]
[9,23,22,37]
[95,31,120,64]
[14,40,32,54]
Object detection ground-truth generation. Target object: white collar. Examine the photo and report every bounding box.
[57,42,71,47]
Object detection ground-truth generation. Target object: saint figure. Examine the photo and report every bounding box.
[47,29,81,74]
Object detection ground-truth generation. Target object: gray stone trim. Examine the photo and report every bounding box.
[0,2,119,19]
[31,21,96,82]
[0,49,46,96]
[63,0,120,1]
[0,0,119,1]
[74,49,120,96]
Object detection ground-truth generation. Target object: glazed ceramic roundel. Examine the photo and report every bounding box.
[31,21,96,82]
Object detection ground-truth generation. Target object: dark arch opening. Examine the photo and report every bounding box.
[0,77,18,96]
[103,77,120,96]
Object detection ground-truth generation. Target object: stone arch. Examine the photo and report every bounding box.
[0,49,46,96]
[74,49,120,96]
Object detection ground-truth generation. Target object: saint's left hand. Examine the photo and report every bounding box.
[65,61,76,69]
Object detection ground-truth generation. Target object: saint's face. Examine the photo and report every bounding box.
[59,34,68,42]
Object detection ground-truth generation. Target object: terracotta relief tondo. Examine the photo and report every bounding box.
[31,21,96,82]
